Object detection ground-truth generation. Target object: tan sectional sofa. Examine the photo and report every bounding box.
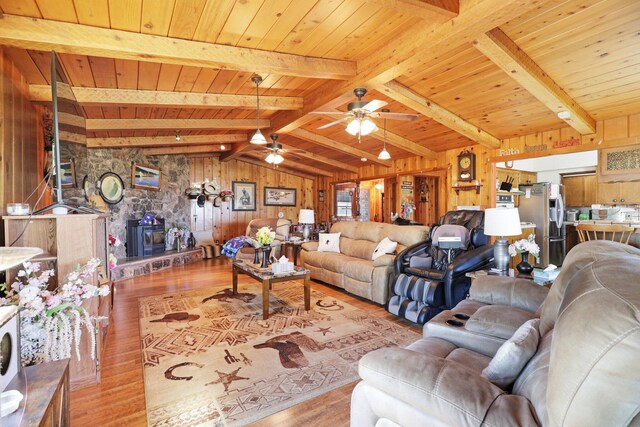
[300,222,429,304]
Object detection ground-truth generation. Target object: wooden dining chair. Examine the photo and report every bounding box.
[576,223,637,245]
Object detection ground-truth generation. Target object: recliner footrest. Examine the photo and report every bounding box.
[387,274,445,324]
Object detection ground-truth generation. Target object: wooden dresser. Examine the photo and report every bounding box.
[4,359,70,426]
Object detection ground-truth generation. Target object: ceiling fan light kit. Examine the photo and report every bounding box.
[250,75,267,145]
[310,88,416,142]
[264,134,285,165]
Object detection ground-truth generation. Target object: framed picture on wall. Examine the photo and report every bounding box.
[60,159,76,188]
[232,181,257,211]
[132,163,161,191]
[264,187,296,206]
[319,189,325,202]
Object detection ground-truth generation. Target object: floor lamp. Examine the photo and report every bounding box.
[483,207,522,272]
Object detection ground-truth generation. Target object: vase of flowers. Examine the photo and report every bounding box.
[166,225,190,252]
[508,234,540,275]
[0,259,110,366]
[256,226,276,268]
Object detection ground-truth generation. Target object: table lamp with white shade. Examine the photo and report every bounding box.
[298,209,315,241]
[483,208,522,272]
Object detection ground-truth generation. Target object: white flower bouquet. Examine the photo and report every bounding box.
[508,234,540,257]
[256,226,276,246]
[0,259,110,366]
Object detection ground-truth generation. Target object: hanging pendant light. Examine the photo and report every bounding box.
[250,76,267,144]
[378,109,391,160]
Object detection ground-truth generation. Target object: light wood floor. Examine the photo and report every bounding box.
[70,258,421,426]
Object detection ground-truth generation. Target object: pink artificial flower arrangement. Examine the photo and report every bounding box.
[0,259,110,366]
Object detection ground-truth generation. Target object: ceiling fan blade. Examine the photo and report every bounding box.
[317,117,350,130]
[362,99,387,112]
[372,112,419,121]
[309,111,348,116]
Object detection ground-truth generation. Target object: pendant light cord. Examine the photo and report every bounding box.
[383,117,387,151]
[255,79,260,129]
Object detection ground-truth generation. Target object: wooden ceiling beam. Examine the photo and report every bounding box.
[144,146,226,156]
[276,138,359,173]
[289,129,391,167]
[86,134,245,148]
[0,14,356,80]
[59,130,86,145]
[378,81,500,149]
[243,152,333,177]
[474,28,596,134]
[85,118,268,131]
[364,0,458,21]
[237,156,316,180]
[220,141,256,162]
[30,85,303,110]
[269,0,553,135]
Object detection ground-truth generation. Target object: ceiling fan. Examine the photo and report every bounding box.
[310,88,418,141]
[261,134,305,166]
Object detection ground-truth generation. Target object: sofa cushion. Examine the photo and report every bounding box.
[300,250,330,268]
[341,237,377,259]
[372,237,398,260]
[465,305,536,340]
[482,318,540,388]
[343,259,375,282]
[322,254,361,273]
[318,232,341,253]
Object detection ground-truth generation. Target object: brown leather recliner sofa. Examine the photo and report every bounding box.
[351,240,640,426]
[300,221,429,304]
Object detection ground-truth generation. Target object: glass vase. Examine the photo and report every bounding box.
[516,251,534,275]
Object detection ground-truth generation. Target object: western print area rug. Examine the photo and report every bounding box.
[139,281,418,426]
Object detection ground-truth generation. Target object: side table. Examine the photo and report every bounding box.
[466,268,533,280]
[281,241,304,265]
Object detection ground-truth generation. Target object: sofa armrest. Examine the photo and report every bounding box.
[301,241,319,252]
[359,348,539,426]
[373,254,395,267]
[470,276,549,313]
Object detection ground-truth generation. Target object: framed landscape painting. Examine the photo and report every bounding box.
[232,181,257,211]
[60,160,76,188]
[264,187,296,207]
[132,163,161,191]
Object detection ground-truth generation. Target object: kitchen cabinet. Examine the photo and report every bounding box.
[596,181,640,204]
[496,168,537,190]
[563,174,597,207]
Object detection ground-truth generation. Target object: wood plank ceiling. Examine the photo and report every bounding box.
[0,0,639,175]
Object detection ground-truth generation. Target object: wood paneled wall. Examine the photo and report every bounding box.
[189,156,315,242]
[336,113,640,221]
[0,48,38,236]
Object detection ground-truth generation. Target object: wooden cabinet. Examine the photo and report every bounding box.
[563,174,597,207]
[3,214,111,389]
[496,168,537,190]
[5,359,70,427]
[596,181,640,204]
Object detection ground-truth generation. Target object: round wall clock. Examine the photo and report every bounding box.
[97,172,125,204]
[457,150,476,182]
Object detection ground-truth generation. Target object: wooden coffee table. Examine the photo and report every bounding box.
[232,260,311,319]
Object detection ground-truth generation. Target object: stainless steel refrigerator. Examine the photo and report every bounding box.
[517,183,566,268]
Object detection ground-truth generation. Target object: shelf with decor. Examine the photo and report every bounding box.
[3,213,112,390]
[453,184,482,195]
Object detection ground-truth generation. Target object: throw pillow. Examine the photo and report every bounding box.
[372,237,398,260]
[318,232,341,253]
[482,318,540,389]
